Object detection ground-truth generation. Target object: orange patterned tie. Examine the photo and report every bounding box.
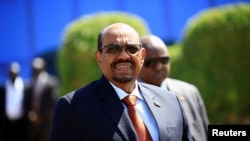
[123,95,152,141]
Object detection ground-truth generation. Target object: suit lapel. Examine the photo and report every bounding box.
[166,78,178,93]
[97,76,137,140]
[166,78,186,102]
[138,84,168,139]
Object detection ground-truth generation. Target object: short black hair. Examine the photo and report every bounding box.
[97,32,102,50]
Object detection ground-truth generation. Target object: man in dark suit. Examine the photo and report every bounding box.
[49,23,193,141]
[0,62,29,141]
[139,34,209,141]
[26,57,59,141]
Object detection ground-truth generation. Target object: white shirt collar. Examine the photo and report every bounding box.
[109,80,144,101]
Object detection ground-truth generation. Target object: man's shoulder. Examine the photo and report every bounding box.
[139,81,166,91]
[139,81,160,89]
[0,85,5,91]
[165,78,198,89]
[138,81,177,98]
[62,80,99,101]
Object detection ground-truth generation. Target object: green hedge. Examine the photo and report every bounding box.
[169,3,250,124]
[57,12,150,94]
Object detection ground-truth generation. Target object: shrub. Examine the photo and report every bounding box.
[170,2,250,124]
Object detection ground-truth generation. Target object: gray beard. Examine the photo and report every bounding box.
[113,76,133,83]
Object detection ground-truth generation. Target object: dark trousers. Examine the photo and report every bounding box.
[2,117,29,141]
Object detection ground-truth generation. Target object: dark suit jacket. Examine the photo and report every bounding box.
[0,84,29,140]
[49,75,193,141]
[25,74,59,141]
[25,74,59,122]
[161,78,209,141]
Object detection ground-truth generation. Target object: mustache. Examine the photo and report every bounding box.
[151,70,166,77]
[111,59,134,67]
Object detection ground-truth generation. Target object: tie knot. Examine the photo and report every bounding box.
[123,95,137,106]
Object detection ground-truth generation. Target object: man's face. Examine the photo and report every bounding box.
[95,25,146,87]
[139,47,170,86]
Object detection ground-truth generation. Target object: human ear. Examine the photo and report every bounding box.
[140,48,146,64]
[95,51,101,65]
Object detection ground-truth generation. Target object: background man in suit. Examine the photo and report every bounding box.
[49,23,193,141]
[26,57,59,141]
[0,62,29,141]
[139,34,209,141]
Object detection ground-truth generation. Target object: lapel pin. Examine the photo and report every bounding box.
[178,95,185,101]
[154,102,161,107]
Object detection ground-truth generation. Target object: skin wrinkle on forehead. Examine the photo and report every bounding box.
[147,48,167,58]
[104,33,138,46]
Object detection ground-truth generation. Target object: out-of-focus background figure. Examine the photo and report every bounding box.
[25,57,59,141]
[0,62,29,141]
